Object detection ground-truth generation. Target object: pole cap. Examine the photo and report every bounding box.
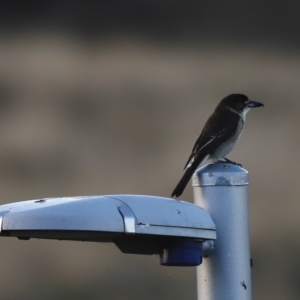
[193,162,248,187]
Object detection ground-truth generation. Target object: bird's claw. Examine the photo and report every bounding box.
[223,158,242,167]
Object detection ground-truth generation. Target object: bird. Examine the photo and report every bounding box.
[171,94,263,197]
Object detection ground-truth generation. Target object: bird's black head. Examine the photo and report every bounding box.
[217,94,264,114]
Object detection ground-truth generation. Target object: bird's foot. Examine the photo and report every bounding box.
[223,158,242,167]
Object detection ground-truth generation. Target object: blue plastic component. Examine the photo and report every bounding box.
[160,241,203,266]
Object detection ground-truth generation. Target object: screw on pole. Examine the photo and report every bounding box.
[193,161,251,300]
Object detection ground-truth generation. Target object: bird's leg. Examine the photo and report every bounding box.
[223,158,242,167]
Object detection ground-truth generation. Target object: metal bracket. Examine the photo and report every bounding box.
[118,205,136,233]
[202,240,215,257]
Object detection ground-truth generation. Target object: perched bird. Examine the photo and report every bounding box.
[171,94,263,197]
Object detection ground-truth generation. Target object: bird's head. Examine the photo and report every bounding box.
[217,94,264,117]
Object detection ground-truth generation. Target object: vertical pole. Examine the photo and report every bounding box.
[193,162,252,300]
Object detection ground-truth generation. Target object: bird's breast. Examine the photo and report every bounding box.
[210,120,244,160]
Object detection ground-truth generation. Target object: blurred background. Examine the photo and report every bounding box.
[0,1,299,299]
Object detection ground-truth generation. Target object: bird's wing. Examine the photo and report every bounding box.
[184,111,240,169]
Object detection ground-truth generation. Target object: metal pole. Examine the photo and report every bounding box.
[193,162,251,300]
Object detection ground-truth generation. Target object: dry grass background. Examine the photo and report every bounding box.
[0,32,299,299]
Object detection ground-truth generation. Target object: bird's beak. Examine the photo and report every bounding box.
[247,100,264,108]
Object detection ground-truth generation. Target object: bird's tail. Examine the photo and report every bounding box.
[171,163,198,198]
